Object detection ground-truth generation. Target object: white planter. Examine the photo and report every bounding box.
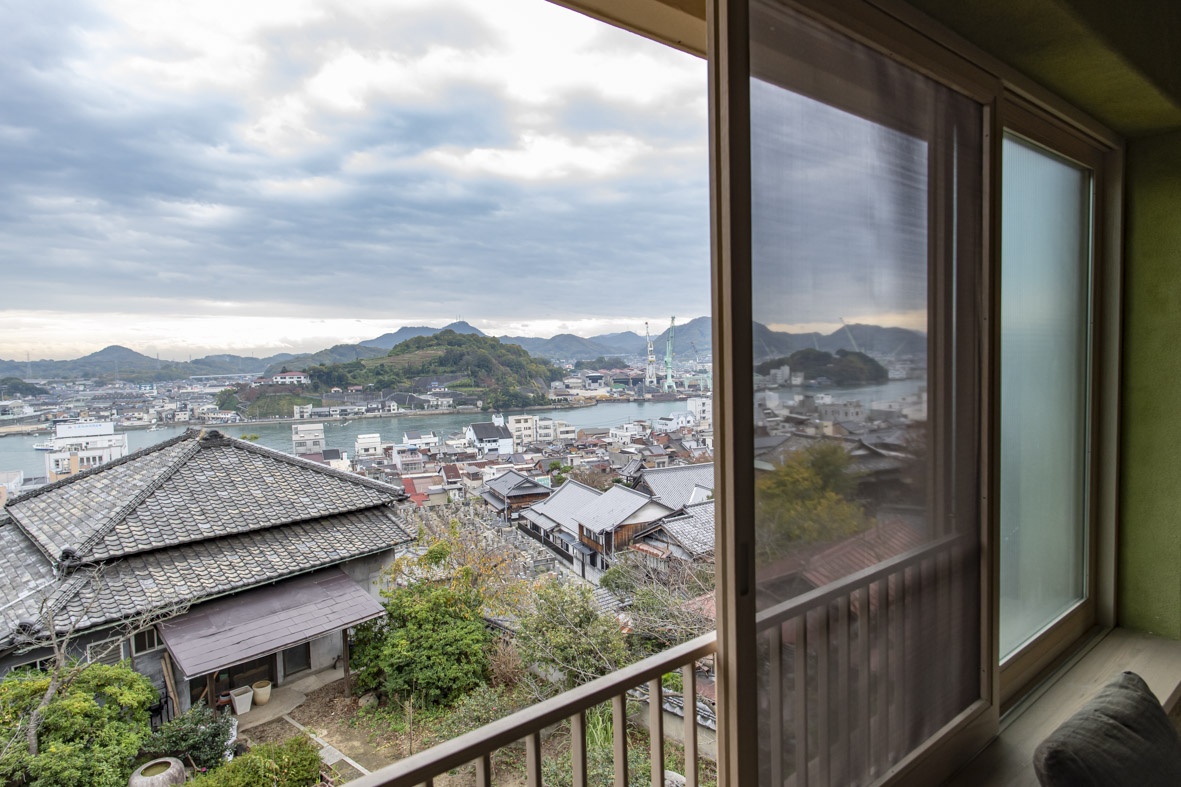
[229,685,254,714]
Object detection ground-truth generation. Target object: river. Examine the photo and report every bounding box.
[0,378,923,479]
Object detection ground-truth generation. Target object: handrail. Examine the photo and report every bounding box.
[349,631,717,787]
[755,532,970,630]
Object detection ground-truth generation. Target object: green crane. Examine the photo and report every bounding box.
[663,316,677,392]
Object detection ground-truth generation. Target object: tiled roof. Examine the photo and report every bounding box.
[519,480,602,533]
[5,429,403,562]
[576,485,670,534]
[637,463,715,510]
[651,499,715,557]
[0,517,58,648]
[485,470,549,498]
[469,422,511,441]
[49,505,413,632]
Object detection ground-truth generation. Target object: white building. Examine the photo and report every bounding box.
[652,410,699,434]
[44,422,128,482]
[608,422,647,445]
[354,433,383,459]
[292,423,326,455]
[402,430,439,451]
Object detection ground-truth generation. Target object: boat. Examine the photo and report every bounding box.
[32,441,54,451]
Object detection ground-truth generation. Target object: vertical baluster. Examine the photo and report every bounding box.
[794,611,809,787]
[474,753,492,787]
[935,550,950,724]
[874,578,889,777]
[650,678,664,787]
[526,731,542,787]
[950,543,966,701]
[891,570,906,762]
[571,709,588,787]
[768,627,783,787]
[837,593,851,785]
[856,585,871,783]
[613,693,629,786]
[817,605,830,786]
[682,663,698,787]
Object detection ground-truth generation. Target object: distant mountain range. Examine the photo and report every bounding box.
[0,318,924,382]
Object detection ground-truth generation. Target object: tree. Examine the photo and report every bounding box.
[568,465,616,491]
[599,554,715,658]
[514,578,629,692]
[0,662,156,787]
[352,581,490,709]
[215,387,239,412]
[141,701,235,771]
[755,441,866,561]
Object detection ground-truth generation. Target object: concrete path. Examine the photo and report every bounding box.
[281,713,371,776]
[235,667,345,731]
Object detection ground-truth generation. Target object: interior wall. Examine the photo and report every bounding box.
[1119,128,1181,638]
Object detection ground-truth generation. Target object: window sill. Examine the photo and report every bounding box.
[945,627,1181,786]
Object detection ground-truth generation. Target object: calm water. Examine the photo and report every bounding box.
[0,379,922,479]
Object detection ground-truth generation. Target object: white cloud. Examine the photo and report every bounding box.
[426,132,651,180]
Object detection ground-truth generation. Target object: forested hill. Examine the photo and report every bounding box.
[757,349,888,385]
[300,330,564,408]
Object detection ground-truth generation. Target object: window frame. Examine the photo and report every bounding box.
[993,95,1115,711]
[708,0,1123,784]
[130,626,162,657]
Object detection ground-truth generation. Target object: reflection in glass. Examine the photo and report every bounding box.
[999,135,1092,659]
[749,2,982,784]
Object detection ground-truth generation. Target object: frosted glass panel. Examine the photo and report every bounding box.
[999,135,1092,659]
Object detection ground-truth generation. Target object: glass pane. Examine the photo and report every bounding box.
[999,135,1092,659]
[749,3,982,784]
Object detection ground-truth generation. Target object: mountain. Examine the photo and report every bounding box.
[262,343,388,375]
[498,333,621,361]
[0,320,924,382]
[358,326,437,350]
[588,331,644,355]
[439,321,485,336]
[359,321,486,350]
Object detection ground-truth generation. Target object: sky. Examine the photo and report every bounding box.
[0,0,711,361]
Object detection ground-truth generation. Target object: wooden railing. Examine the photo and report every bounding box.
[349,632,717,787]
[756,532,976,787]
[348,533,972,787]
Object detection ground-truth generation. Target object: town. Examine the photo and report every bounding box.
[0,321,932,784]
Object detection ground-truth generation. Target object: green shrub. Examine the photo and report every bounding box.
[141,701,236,770]
[195,735,320,786]
[0,661,156,787]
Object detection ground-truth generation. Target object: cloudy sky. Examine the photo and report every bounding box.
[0,0,710,361]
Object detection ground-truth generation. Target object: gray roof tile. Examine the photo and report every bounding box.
[637,463,715,510]
[5,430,404,562]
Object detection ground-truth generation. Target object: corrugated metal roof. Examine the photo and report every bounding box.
[159,567,383,679]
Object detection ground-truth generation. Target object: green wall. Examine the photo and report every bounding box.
[1120,129,1181,638]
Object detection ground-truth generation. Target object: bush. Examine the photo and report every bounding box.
[0,661,157,787]
[195,736,320,786]
[141,701,236,770]
[352,582,490,709]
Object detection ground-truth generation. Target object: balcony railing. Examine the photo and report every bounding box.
[349,533,970,787]
[757,532,975,786]
[351,631,717,787]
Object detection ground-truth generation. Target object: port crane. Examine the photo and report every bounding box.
[644,322,658,390]
[663,316,677,392]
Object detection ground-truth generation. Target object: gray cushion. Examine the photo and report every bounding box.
[1033,670,1181,786]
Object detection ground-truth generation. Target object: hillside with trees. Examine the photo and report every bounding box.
[758,348,888,385]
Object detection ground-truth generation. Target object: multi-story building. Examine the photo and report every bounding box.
[43,421,128,482]
[291,423,325,456]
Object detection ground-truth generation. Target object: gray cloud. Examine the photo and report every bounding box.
[0,0,709,356]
